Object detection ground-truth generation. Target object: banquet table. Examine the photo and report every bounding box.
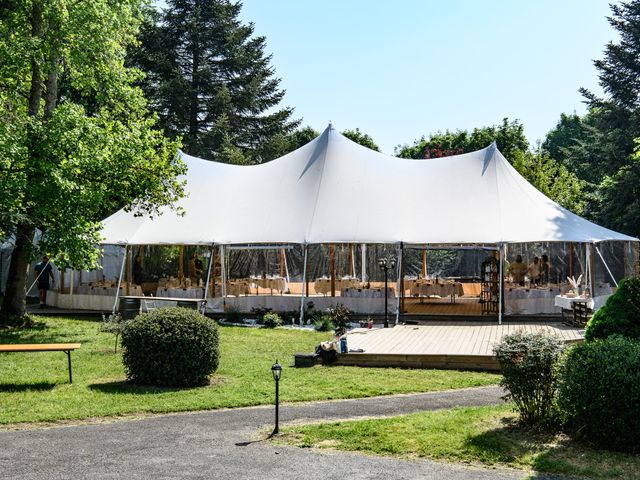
[226,280,251,297]
[554,295,595,310]
[341,287,394,298]
[504,286,563,315]
[314,277,360,295]
[405,280,464,302]
[155,287,204,299]
[77,285,142,297]
[251,276,286,294]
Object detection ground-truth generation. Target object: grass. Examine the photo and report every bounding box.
[281,404,640,479]
[0,315,498,425]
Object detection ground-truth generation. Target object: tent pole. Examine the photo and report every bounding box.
[498,243,504,325]
[595,244,618,287]
[422,248,427,278]
[299,244,308,326]
[202,244,215,313]
[361,244,366,282]
[112,246,127,314]
[588,243,596,296]
[329,243,335,297]
[220,245,227,311]
[125,245,132,296]
[395,242,403,326]
[568,242,574,277]
[282,248,290,291]
[623,241,629,278]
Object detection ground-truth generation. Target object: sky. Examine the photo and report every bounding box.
[231,0,619,154]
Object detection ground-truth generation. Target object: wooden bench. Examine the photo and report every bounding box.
[0,343,81,383]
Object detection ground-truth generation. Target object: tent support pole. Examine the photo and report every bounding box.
[498,243,504,325]
[395,242,403,326]
[282,248,290,291]
[220,245,227,311]
[112,246,127,314]
[595,245,618,287]
[361,244,366,281]
[623,241,629,278]
[588,243,595,296]
[202,244,215,313]
[329,244,335,297]
[299,245,308,326]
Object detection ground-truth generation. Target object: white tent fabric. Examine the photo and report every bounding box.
[100,125,637,246]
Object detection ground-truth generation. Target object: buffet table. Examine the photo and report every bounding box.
[504,286,563,315]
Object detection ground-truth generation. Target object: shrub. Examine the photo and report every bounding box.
[121,307,219,387]
[493,331,564,427]
[329,303,352,336]
[281,310,298,325]
[557,335,640,452]
[585,277,640,341]
[225,305,242,324]
[250,306,272,323]
[314,314,335,332]
[262,312,283,328]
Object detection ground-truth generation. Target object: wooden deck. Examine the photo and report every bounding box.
[337,322,584,371]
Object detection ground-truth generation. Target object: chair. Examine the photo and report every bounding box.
[143,294,157,313]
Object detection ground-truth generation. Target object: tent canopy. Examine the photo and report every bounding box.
[100,125,637,246]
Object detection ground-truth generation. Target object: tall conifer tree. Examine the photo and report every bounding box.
[131,0,299,164]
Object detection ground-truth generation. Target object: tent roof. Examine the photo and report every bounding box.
[100,125,638,245]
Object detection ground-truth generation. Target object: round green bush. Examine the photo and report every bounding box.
[493,331,564,426]
[262,312,283,328]
[557,336,640,452]
[121,307,219,387]
[585,277,640,341]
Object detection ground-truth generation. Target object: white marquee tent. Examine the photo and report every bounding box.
[101,125,637,246]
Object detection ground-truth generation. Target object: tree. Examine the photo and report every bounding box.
[130,0,299,164]
[0,1,184,322]
[576,0,640,237]
[342,128,380,151]
[396,119,585,214]
[396,118,528,163]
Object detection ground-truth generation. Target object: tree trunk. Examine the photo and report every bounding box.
[1,225,36,319]
[0,2,43,322]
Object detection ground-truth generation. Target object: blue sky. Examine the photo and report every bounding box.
[233,0,618,153]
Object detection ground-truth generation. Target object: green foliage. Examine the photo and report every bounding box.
[0,0,184,319]
[342,128,380,151]
[493,331,565,427]
[262,312,283,329]
[557,336,640,452]
[121,307,220,387]
[585,277,640,341]
[130,1,299,164]
[329,303,352,336]
[314,314,335,332]
[396,118,528,163]
[512,149,585,215]
[224,305,243,324]
[100,313,128,353]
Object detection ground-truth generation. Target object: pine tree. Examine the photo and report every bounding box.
[130,0,299,164]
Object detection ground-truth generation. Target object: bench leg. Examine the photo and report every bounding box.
[65,350,73,383]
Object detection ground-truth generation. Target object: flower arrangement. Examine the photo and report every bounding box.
[567,275,583,297]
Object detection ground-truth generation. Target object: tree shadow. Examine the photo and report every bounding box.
[0,382,56,392]
[88,380,200,395]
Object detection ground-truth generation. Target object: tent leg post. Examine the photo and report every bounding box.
[395,242,403,326]
[112,246,127,314]
[202,244,215,313]
[299,245,308,326]
[498,243,504,325]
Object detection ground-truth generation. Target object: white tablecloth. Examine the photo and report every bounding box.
[76,285,142,297]
[156,287,204,299]
[341,287,393,298]
[251,276,286,292]
[314,277,360,295]
[555,295,595,310]
[504,287,562,315]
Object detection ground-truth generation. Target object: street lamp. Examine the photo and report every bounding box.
[378,256,396,328]
[271,359,282,435]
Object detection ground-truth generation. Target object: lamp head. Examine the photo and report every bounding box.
[378,258,386,269]
[271,360,282,381]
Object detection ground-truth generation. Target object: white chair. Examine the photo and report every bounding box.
[143,294,157,313]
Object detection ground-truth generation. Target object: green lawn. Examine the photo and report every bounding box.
[282,404,640,479]
[0,316,498,425]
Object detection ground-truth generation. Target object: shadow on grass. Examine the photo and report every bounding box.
[88,380,208,395]
[0,382,56,392]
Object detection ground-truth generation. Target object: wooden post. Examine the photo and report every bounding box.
[568,242,574,278]
[125,245,132,296]
[330,243,335,297]
[348,244,354,278]
[421,249,427,278]
[279,248,285,277]
[178,245,185,283]
[623,241,629,278]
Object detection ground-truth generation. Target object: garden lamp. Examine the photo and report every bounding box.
[271,360,282,435]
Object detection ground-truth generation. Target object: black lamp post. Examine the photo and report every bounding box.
[378,257,396,328]
[271,359,282,435]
